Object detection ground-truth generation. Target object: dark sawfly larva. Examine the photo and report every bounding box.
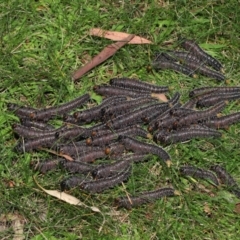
[107,102,169,130]
[210,165,240,198]
[119,136,171,166]
[196,93,240,108]
[7,103,36,119]
[31,93,90,121]
[12,123,67,139]
[60,176,85,191]
[109,78,169,93]
[79,165,131,193]
[58,144,101,157]
[209,165,238,187]
[151,60,197,78]
[62,114,78,124]
[181,61,225,81]
[15,135,58,152]
[154,127,221,145]
[148,102,181,132]
[60,160,94,174]
[175,101,226,128]
[92,159,132,179]
[104,142,126,156]
[179,165,219,186]
[142,92,181,124]
[93,85,152,98]
[101,97,158,122]
[74,149,107,163]
[181,97,199,109]
[115,187,176,209]
[73,95,128,124]
[203,112,240,129]
[20,118,55,130]
[180,38,223,71]
[189,86,240,98]
[55,126,87,141]
[87,126,151,146]
[32,159,63,174]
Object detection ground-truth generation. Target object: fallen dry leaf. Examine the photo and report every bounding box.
[39,147,74,161]
[0,213,25,240]
[33,176,101,213]
[151,93,168,102]
[234,203,240,214]
[72,34,135,81]
[89,28,152,44]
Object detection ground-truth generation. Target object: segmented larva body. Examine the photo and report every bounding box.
[148,102,181,132]
[151,60,197,78]
[175,101,226,128]
[32,159,62,174]
[115,187,176,209]
[93,85,152,98]
[210,165,238,187]
[119,136,171,165]
[196,93,240,108]
[169,108,196,118]
[154,116,178,131]
[74,149,107,163]
[60,176,85,191]
[55,126,87,141]
[203,112,240,129]
[12,123,66,139]
[154,127,221,145]
[20,118,55,130]
[180,165,219,185]
[189,87,240,98]
[87,126,150,146]
[181,97,199,109]
[7,103,36,118]
[92,159,131,179]
[58,144,101,157]
[31,93,90,121]
[109,78,169,93]
[62,114,78,124]
[104,142,126,156]
[107,102,169,130]
[210,165,240,198]
[73,96,128,124]
[80,166,131,193]
[60,160,93,174]
[15,135,58,152]
[180,38,223,71]
[101,97,157,122]
[160,51,204,64]
[181,61,225,81]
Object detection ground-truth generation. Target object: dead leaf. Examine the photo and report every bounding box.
[151,93,168,102]
[39,147,74,161]
[72,34,135,81]
[89,28,152,44]
[0,213,25,240]
[234,203,240,214]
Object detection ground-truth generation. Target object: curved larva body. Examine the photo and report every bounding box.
[115,187,175,209]
[31,94,90,121]
[119,136,171,164]
[109,78,169,93]
[152,60,196,78]
[180,39,223,71]
[180,165,219,185]
[80,166,131,193]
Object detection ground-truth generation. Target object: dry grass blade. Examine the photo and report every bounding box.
[72,34,135,81]
[89,28,152,44]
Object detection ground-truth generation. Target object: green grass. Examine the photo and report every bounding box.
[1,0,240,239]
